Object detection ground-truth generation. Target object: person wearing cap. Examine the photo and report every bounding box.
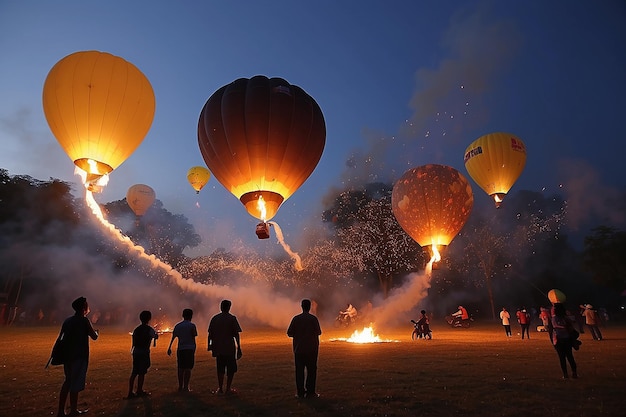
[582,304,603,341]
[56,296,99,417]
[516,308,531,339]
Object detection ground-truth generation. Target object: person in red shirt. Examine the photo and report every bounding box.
[516,308,531,339]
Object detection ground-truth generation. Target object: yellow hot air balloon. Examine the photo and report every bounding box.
[187,166,211,194]
[42,51,155,188]
[391,164,474,259]
[464,132,526,208]
[197,76,326,225]
[126,184,156,217]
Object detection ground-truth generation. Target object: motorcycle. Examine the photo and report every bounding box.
[411,319,432,340]
[334,312,357,328]
[445,315,473,328]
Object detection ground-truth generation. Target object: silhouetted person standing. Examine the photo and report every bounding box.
[167,308,197,392]
[550,303,578,379]
[57,296,99,417]
[287,299,322,399]
[126,310,158,398]
[208,300,242,394]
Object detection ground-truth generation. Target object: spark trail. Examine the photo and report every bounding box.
[83,188,297,327]
[268,221,303,271]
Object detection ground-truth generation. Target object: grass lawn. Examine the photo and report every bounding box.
[0,320,623,417]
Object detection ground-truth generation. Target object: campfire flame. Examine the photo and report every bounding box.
[331,326,399,344]
[347,326,383,343]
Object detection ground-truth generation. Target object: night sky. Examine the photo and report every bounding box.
[1,1,625,254]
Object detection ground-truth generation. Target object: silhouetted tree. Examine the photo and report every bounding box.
[103,198,201,268]
[323,183,425,297]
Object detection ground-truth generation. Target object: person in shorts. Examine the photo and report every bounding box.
[126,310,158,398]
[208,300,243,395]
[56,296,99,417]
[167,308,197,392]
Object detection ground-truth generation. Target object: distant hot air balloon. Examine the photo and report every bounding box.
[548,288,566,304]
[126,184,156,218]
[42,50,155,189]
[197,75,326,237]
[391,164,474,260]
[187,166,211,194]
[464,132,526,208]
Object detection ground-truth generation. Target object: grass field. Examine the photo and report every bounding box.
[0,320,623,417]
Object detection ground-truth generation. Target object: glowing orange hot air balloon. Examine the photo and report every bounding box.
[187,166,211,194]
[126,184,156,217]
[197,76,326,235]
[464,132,526,208]
[391,164,474,260]
[42,51,155,189]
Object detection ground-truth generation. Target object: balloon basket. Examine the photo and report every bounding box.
[256,222,270,239]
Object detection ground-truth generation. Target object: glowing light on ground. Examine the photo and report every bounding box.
[330,326,399,343]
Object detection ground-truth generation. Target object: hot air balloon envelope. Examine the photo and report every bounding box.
[42,50,155,185]
[392,164,473,255]
[548,289,566,304]
[126,184,156,217]
[197,75,326,221]
[187,166,211,194]
[464,132,526,208]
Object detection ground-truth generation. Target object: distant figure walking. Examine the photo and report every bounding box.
[549,303,578,379]
[287,299,322,399]
[208,300,243,395]
[167,308,198,392]
[500,307,511,337]
[56,296,99,417]
[516,308,531,339]
[539,307,550,331]
[126,310,158,399]
[582,304,603,341]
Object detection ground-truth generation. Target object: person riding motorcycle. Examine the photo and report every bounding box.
[451,305,469,325]
[338,304,358,325]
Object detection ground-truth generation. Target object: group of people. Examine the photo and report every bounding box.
[499,303,604,342]
[499,307,532,339]
[498,301,605,380]
[54,296,322,416]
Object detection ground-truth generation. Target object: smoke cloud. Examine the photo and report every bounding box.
[558,158,626,231]
[333,8,521,193]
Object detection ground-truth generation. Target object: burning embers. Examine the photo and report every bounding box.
[330,326,399,344]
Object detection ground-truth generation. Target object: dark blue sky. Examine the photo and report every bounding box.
[1,1,624,254]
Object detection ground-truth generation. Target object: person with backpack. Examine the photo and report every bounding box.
[549,303,579,379]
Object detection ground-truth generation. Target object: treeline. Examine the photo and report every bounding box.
[1,169,625,324]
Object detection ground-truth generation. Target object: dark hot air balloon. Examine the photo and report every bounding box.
[198,76,326,238]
